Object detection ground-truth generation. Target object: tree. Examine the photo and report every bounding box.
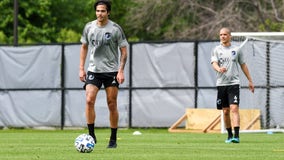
[125,0,284,41]
[0,0,94,44]
[1,0,284,44]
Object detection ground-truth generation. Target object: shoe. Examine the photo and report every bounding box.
[232,137,240,143]
[90,134,97,144]
[225,137,233,143]
[107,140,117,148]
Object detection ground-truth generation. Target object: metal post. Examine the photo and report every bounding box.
[265,42,270,128]
[13,0,18,46]
[128,43,133,128]
[61,44,65,130]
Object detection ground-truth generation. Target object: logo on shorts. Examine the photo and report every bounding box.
[111,76,117,85]
[88,75,94,80]
[217,99,222,105]
[234,96,238,103]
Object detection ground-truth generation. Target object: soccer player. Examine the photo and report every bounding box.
[79,0,128,148]
[211,27,254,143]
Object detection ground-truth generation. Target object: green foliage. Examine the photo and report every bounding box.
[56,28,81,43]
[0,0,95,44]
[1,0,284,44]
[259,19,284,32]
[0,31,8,43]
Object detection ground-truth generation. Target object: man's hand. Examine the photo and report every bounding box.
[219,67,227,73]
[116,71,125,84]
[79,69,86,82]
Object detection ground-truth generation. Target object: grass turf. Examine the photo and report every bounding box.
[0,128,283,160]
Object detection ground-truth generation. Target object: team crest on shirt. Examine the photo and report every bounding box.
[103,32,112,45]
[104,32,112,40]
[232,51,236,56]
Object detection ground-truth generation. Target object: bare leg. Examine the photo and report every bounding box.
[230,104,240,139]
[105,86,119,128]
[223,107,233,140]
[105,86,119,148]
[85,84,99,142]
[230,104,240,127]
[223,107,231,129]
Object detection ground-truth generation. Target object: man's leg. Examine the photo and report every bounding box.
[230,104,240,143]
[85,84,99,143]
[223,107,233,143]
[105,86,119,148]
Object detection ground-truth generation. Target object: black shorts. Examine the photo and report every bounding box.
[84,71,119,90]
[216,85,240,110]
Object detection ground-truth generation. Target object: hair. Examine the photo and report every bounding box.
[94,0,111,12]
[220,27,232,35]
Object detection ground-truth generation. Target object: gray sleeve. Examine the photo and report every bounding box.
[211,47,218,64]
[80,23,90,44]
[238,49,246,64]
[114,24,128,48]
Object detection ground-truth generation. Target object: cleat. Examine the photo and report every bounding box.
[107,140,117,148]
[225,138,233,143]
[232,138,240,143]
[90,134,97,144]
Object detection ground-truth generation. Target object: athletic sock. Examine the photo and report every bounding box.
[110,128,117,141]
[234,126,240,138]
[226,128,233,139]
[87,123,96,143]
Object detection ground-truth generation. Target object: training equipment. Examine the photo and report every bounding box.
[74,134,95,153]
[230,32,284,133]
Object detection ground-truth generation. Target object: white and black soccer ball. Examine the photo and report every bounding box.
[74,134,95,153]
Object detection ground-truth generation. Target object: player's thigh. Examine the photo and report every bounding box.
[85,84,100,102]
[230,104,239,113]
[105,86,118,103]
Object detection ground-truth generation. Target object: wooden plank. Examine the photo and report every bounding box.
[168,108,261,133]
[168,113,187,132]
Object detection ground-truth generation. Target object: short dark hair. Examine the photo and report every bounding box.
[94,0,111,12]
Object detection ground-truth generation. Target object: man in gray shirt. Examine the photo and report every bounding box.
[79,0,128,148]
[211,27,254,143]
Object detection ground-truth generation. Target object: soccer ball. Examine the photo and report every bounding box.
[74,134,95,153]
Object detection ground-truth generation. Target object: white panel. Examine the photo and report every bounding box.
[197,89,217,109]
[270,88,284,127]
[198,42,220,87]
[0,46,61,88]
[270,43,284,85]
[132,89,195,127]
[132,42,195,87]
[64,44,84,88]
[0,91,61,127]
[239,40,267,86]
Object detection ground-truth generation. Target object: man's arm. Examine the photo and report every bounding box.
[79,43,88,82]
[211,61,227,73]
[241,63,254,93]
[116,46,127,84]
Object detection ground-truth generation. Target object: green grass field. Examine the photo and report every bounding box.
[0,128,283,160]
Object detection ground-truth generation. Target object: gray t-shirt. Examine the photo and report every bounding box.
[80,20,128,73]
[211,44,246,86]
